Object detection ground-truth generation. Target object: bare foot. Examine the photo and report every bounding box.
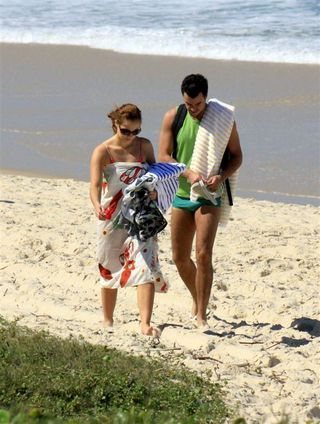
[102,320,114,333]
[141,324,161,337]
[196,319,210,331]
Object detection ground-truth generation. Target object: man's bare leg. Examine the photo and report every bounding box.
[171,207,197,316]
[194,206,220,328]
[101,287,117,327]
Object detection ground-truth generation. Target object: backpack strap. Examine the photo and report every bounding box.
[171,104,187,159]
[220,149,233,206]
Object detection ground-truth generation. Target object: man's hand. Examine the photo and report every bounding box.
[204,175,224,192]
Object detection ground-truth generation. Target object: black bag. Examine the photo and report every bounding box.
[120,188,167,241]
[171,104,187,160]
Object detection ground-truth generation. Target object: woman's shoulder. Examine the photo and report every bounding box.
[138,136,151,144]
[138,136,153,151]
[91,139,111,164]
[138,137,154,153]
[94,138,109,149]
[137,137,155,163]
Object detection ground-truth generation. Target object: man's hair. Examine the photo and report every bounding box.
[181,74,208,98]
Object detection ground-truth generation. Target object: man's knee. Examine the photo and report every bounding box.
[172,251,188,268]
[196,248,212,267]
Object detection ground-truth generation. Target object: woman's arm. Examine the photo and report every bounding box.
[141,138,156,164]
[140,138,158,199]
[90,144,107,220]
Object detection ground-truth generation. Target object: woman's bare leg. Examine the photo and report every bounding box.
[101,287,117,327]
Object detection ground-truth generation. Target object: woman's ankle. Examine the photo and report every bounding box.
[141,323,160,337]
[102,318,114,327]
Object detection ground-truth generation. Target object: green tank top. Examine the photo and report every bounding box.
[175,110,200,198]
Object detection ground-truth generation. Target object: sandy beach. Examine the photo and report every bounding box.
[1,173,319,422]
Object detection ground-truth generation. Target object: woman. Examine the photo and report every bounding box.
[90,103,167,337]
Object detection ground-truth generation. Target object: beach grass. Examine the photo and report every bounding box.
[0,316,230,423]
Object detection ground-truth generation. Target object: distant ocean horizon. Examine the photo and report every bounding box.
[1,0,319,64]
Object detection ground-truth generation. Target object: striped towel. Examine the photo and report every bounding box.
[147,162,186,212]
[189,98,239,226]
[123,162,186,213]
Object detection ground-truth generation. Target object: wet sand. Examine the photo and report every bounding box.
[1,42,319,203]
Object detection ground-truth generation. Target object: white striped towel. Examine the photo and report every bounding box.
[189,98,239,226]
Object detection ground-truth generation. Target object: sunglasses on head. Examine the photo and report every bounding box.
[119,127,141,136]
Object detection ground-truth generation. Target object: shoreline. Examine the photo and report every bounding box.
[2,41,319,72]
[1,41,319,67]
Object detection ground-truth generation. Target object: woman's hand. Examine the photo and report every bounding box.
[149,190,158,201]
[184,169,203,185]
[95,204,106,220]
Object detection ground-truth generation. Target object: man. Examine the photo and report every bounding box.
[158,73,242,330]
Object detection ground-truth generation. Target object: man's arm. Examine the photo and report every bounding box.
[158,107,203,185]
[220,122,243,180]
[206,122,243,190]
[158,107,177,163]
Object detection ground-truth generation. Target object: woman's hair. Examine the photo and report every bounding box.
[107,103,142,133]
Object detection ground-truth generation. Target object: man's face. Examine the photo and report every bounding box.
[182,92,207,120]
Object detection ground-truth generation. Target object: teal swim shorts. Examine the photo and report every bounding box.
[172,195,221,212]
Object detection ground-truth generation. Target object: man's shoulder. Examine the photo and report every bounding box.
[163,106,178,126]
[166,106,178,117]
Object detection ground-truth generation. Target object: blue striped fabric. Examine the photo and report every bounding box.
[147,163,186,212]
[122,162,186,213]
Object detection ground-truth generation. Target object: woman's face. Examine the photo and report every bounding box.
[116,119,141,139]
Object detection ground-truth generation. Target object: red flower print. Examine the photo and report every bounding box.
[120,166,145,185]
[160,282,168,292]
[99,264,113,280]
[120,260,135,287]
[104,190,123,219]
[119,242,135,287]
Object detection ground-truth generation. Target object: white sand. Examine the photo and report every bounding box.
[1,174,319,422]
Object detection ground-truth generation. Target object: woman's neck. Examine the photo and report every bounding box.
[113,134,137,149]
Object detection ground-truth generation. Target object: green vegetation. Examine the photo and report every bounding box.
[0,317,230,423]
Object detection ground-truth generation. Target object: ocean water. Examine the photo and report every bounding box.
[0,0,319,64]
[1,1,319,205]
